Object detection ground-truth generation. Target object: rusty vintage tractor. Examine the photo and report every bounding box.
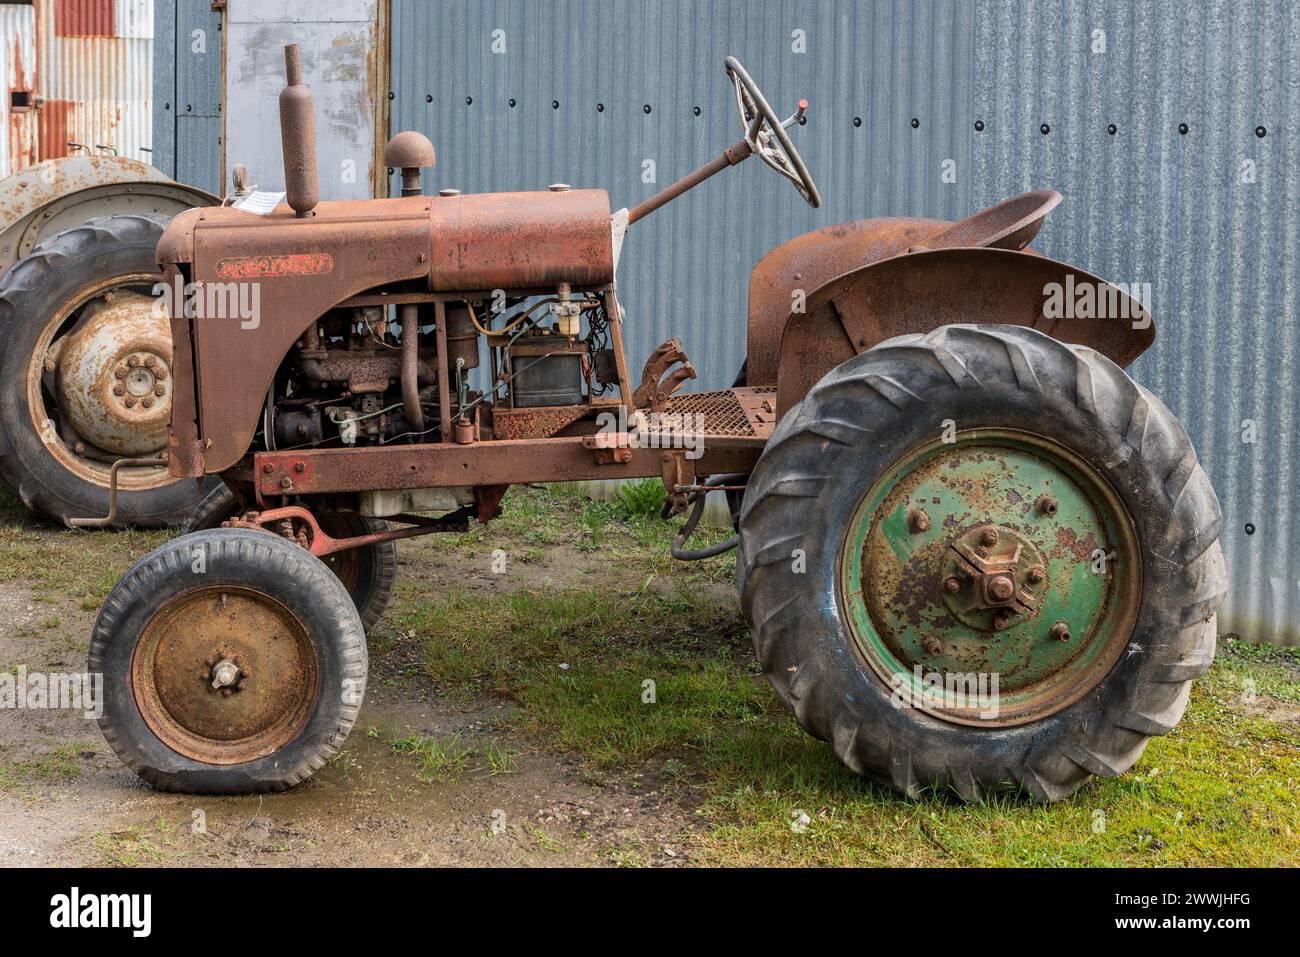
[86,45,1226,800]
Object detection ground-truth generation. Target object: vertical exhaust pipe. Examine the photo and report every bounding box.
[280,44,318,217]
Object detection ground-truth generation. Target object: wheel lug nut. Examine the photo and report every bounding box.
[979,527,998,547]
[942,576,961,593]
[1027,566,1045,584]
[114,367,127,379]
[1036,494,1059,516]
[154,385,166,396]
[988,576,1015,602]
[220,688,234,698]
[112,384,125,396]
[993,612,1012,631]
[144,355,157,368]
[127,355,140,367]
[907,508,931,533]
[124,396,137,408]
[1049,621,1071,642]
[922,635,943,656]
[142,398,154,409]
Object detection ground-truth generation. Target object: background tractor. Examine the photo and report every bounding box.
[87,44,1225,802]
[0,154,218,526]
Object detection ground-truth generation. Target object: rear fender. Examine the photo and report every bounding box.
[774,246,1155,416]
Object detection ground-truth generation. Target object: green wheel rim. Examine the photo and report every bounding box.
[839,428,1141,727]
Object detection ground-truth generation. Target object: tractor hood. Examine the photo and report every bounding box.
[157,188,615,291]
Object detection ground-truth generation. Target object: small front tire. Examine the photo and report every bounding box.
[91,528,367,793]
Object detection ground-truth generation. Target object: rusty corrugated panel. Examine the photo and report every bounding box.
[55,0,117,39]
[0,3,40,177]
[29,0,151,164]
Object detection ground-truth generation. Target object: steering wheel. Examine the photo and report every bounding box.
[725,56,821,208]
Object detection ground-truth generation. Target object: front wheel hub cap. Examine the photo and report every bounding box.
[840,428,1141,726]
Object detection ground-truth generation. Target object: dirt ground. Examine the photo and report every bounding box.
[0,525,699,868]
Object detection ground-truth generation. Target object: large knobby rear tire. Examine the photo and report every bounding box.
[90,528,367,793]
[737,325,1226,802]
[182,484,397,632]
[0,214,209,526]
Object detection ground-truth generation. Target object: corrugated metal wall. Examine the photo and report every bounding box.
[0,4,39,178]
[0,0,154,175]
[152,0,222,193]
[965,0,1299,646]
[386,0,1299,644]
[389,0,977,390]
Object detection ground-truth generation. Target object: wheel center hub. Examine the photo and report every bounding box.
[209,656,242,691]
[940,523,1046,631]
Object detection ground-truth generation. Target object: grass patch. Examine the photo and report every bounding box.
[390,732,476,782]
[0,742,96,790]
[396,582,762,767]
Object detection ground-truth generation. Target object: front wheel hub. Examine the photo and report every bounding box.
[840,428,1141,726]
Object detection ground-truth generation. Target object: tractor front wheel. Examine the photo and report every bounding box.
[90,528,367,793]
[737,325,1226,801]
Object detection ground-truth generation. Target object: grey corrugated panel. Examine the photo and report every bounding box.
[150,0,176,177]
[176,0,222,117]
[390,0,975,394]
[970,0,1300,643]
[175,114,222,197]
[153,0,222,192]
[356,0,1299,644]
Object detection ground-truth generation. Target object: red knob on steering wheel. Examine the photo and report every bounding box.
[725,56,821,208]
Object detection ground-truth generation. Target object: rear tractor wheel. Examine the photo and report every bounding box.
[0,214,209,526]
[738,324,1226,802]
[90,528,367,793]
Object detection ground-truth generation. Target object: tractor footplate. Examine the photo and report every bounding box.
[647,387,777,440]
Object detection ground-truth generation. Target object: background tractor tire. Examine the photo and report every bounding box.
[737,324,1226,802]
[182,483,397,632]
[90,528,367,794]
[0,214,209,527]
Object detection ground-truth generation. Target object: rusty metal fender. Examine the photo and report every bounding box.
[0,156,218,278]
[746,190,1064,388]
[773,246,1155,415]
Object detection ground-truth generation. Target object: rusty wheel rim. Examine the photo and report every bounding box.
[26,272,173,491]
[838,428,1141,727]
[131,586,320,764]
